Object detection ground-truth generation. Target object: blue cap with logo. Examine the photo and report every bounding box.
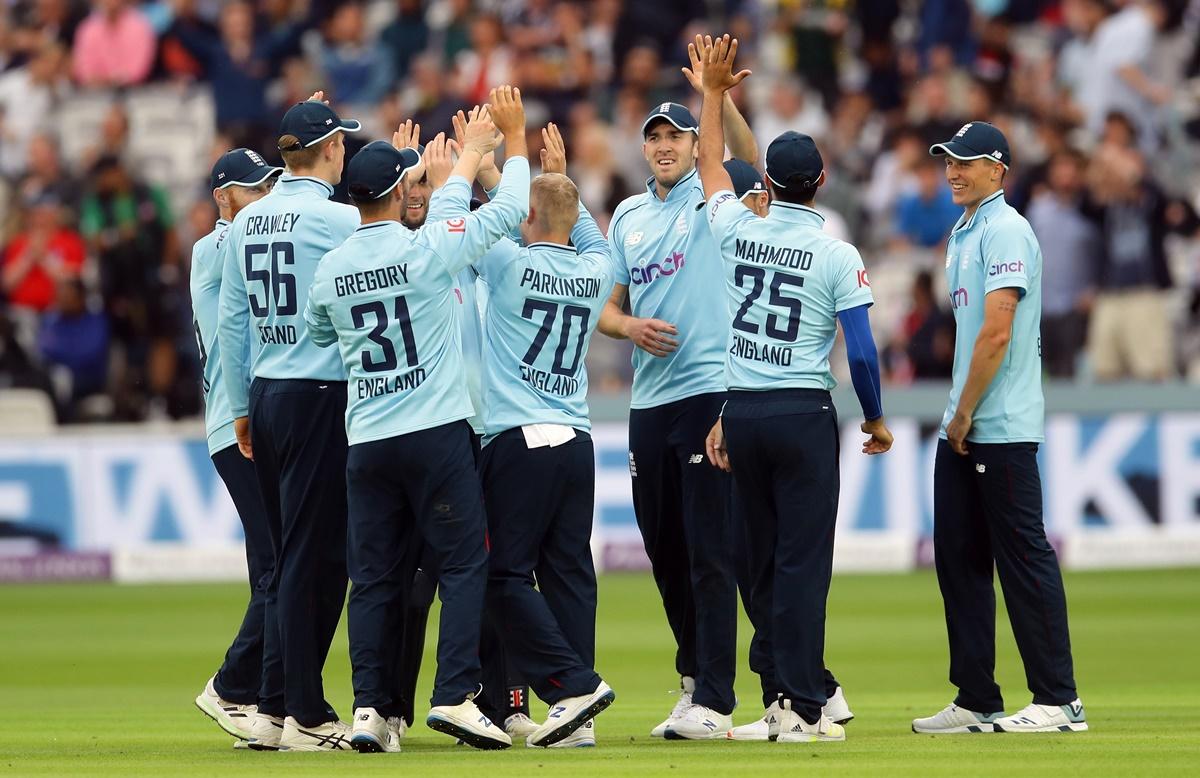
[929,121,1011,168]
[765,131,823,192]
[641,102,698,136]
[210,148,282,191]
[723,159,765,200]
[278,100,362,151]
[346,141,423,202]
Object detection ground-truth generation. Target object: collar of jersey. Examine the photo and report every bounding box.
[276,174,335,197]
[954,188,1006,233]
[644,166,700,204]
[526,241,574,252]
[214,218,230,229]
[355,220,399,234]
[768,200,826,228]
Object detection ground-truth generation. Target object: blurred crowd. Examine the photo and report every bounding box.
[0,0,1198,423]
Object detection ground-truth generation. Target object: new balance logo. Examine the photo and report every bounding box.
[1068,703,1084,718]
[703,720,716,731]
[550,706,566,719]
[628,451,637,477]
[688,454,705,464]
[976,464,986,474]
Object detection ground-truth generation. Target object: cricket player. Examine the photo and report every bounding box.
[716,158,855,740]
[475,122,618,748]
[192,148,281,743]
[217,96,361,751]
[598,49,759,740]
[303,88,529,752]
[386,124,536,741]
[695,34,893,743]
[913,121,1086,734]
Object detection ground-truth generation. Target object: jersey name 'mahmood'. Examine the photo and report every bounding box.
[734,239,814,270]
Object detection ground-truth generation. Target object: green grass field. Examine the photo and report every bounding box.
[1,568,1198,776]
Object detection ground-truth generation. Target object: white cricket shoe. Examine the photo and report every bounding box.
[194,675,256,740]
[527,681,616,748]
[993,699,1088,733]
[350,707,404,753]
[528,718,596,748]
[426,697,512,749]
[650,676,695,737]
[775,699,845,743]
[246,712,285,751]
[504,712,539,738]
[823,686,854,724]
[726,701,779,741]
[912,703,1003,734]
[664,704,733,740]
[279,717,353,751]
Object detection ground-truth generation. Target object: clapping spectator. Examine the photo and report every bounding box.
[2,193,85,314]
[71,0,157,88]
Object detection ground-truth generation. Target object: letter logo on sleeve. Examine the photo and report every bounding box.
[446,217,466,234]
[709,192,735,222]
[857,269,870,287]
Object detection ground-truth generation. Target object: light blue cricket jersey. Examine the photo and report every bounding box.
[476,202,615,440]
[608,167,728,408]
[189,219,239,455]
[217,175,361,416]
[303,158,530,445]
[455,266,487,435]
[941,189,1044,443]
[708,193,874,391]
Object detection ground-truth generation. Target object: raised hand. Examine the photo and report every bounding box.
[454,110,498,176]
[306,90,329,104]
[681,35,704,93]
[488,85,526,140]
[393,119,421,151]
[699,34,752,94]
[423,132,455,189]
[459,104,499,157]
[540,122,566,175]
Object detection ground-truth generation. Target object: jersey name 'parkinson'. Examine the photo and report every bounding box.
[609,167,728,408]
[941,189,1044,443]
[476,201,616,439]
[217,175,360,416]
[190,219,239,454]
[708,192,874,390]
[303,158,531,445]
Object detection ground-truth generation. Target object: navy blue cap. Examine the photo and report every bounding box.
[278,101,362,150]
[641,102,698,136]
[765,131,823,192]
[929,121,1011,168]
[723,159,765,200]
[210,148,282,191]
[346,141,423,202]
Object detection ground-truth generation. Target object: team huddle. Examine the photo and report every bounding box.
[191,35,1087,754]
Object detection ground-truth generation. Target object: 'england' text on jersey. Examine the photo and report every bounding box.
[518,268,604,298]
[519,363,580,396]
[334,263,409,297]
[243,212,302,236]
[735,239,814,270]
[357,368,427,399]
[730,333,793,366]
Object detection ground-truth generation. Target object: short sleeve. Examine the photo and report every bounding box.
[608,222,630,286]
[981,224,1032,298]
[832,244,875,312]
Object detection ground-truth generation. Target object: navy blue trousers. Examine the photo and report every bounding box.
[731,482,842,710]
[933,440,1077,711]
[347,421,489,711]
[724,389,839,724]
[480,428,601,705]
[249,378,348,726]
[210,444,275,705]
[628,392,737,714]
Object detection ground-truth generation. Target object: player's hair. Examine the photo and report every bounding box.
[352,189,395,218]
[279,134,336,172]
[529,173,580,235]
[771,179,819,205]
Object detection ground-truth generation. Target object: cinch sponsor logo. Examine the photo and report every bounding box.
[951,287,969,309]
[631,251,685,285]
[989,260,1024,277]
